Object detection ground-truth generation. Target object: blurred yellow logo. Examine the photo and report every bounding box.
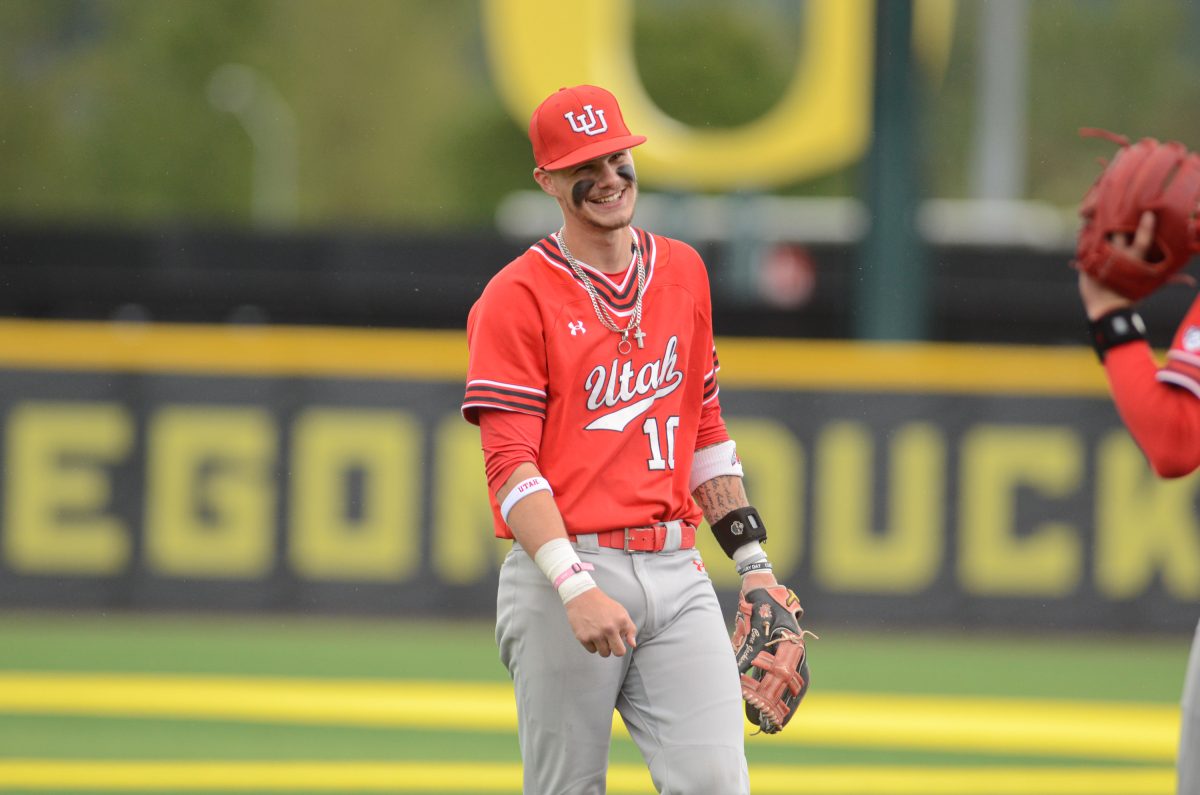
[483,0,954,190]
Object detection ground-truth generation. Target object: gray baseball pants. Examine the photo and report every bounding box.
[496,534,750,795]
[1179,619,1200,794]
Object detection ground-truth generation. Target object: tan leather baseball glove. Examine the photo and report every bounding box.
[730,585,813,734]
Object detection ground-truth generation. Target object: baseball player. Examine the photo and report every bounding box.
[1078,212,1199,794]
[461,85,805,794]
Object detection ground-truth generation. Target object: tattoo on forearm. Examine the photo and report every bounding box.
[692,475,749,526]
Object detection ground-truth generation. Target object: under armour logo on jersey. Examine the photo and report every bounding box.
[568,320,587,336]
[563,104,608,136]
[1185,326,1200,352]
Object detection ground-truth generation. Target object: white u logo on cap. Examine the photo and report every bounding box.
[564,104,608,136]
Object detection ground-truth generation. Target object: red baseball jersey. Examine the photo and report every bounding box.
[463,228,723,538]
[1158,292,1200,398]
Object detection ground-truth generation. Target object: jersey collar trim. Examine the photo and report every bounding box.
[529,229,657,316]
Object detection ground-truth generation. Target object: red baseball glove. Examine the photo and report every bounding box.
[1073,128,1200,301]
[730,585,813,734]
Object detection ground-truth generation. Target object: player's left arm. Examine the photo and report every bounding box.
[688,343,783,588]
[691,273,811,733]
[692,472,776,591]
[693,449,814,735]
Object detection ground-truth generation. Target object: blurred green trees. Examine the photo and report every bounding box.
[2,0,1199,231]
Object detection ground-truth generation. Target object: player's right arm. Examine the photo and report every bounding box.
[481,409,638,658]
[495,462,638,658]
[466,268,636,656]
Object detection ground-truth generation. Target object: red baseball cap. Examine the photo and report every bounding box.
[529,85,646,171]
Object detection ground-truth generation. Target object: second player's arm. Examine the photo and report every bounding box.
[1077,212,1200,477]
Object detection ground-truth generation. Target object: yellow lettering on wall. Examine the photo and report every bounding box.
[814,422,944,594]
[144,407,275,579]
[432,416,507,585]
[958,425,1082,596]
[289,409,418,582]
[698,419,804,588]
[482,0,872,189]
[1094,431,1200,601]
[4,402,132,575]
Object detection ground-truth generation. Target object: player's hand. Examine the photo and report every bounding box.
[1078,271,1134,320]
[1112,210,1157,261]
[564,588,638,657]
[1079,210,1154,320]
[741,569,779,593]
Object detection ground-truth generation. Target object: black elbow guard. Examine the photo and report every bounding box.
[710,506,767,558]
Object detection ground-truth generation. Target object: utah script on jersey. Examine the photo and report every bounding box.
[463,229,724,538]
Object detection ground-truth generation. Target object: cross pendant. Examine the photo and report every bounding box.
[633,328,646,349]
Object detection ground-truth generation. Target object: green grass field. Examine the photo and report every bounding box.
[0,611,1189,794]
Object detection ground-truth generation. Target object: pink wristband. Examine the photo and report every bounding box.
[552,561,595,589]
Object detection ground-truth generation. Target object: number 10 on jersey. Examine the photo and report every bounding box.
[643,415,680,471]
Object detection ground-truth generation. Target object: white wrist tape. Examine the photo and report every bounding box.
[732,541,767,568]
[500,476,553,524]
[534,537,597,605]
[689,440,744,492]
[556,567,597,604]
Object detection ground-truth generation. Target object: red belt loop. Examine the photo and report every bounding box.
[571,521,696,552]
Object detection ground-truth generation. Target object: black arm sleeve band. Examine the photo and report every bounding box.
[710,506,768,558]
[1089,307,1146,362]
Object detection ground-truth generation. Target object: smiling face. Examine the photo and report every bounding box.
[534,150,638,233]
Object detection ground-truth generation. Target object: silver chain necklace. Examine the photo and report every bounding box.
[555,227,646,355]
